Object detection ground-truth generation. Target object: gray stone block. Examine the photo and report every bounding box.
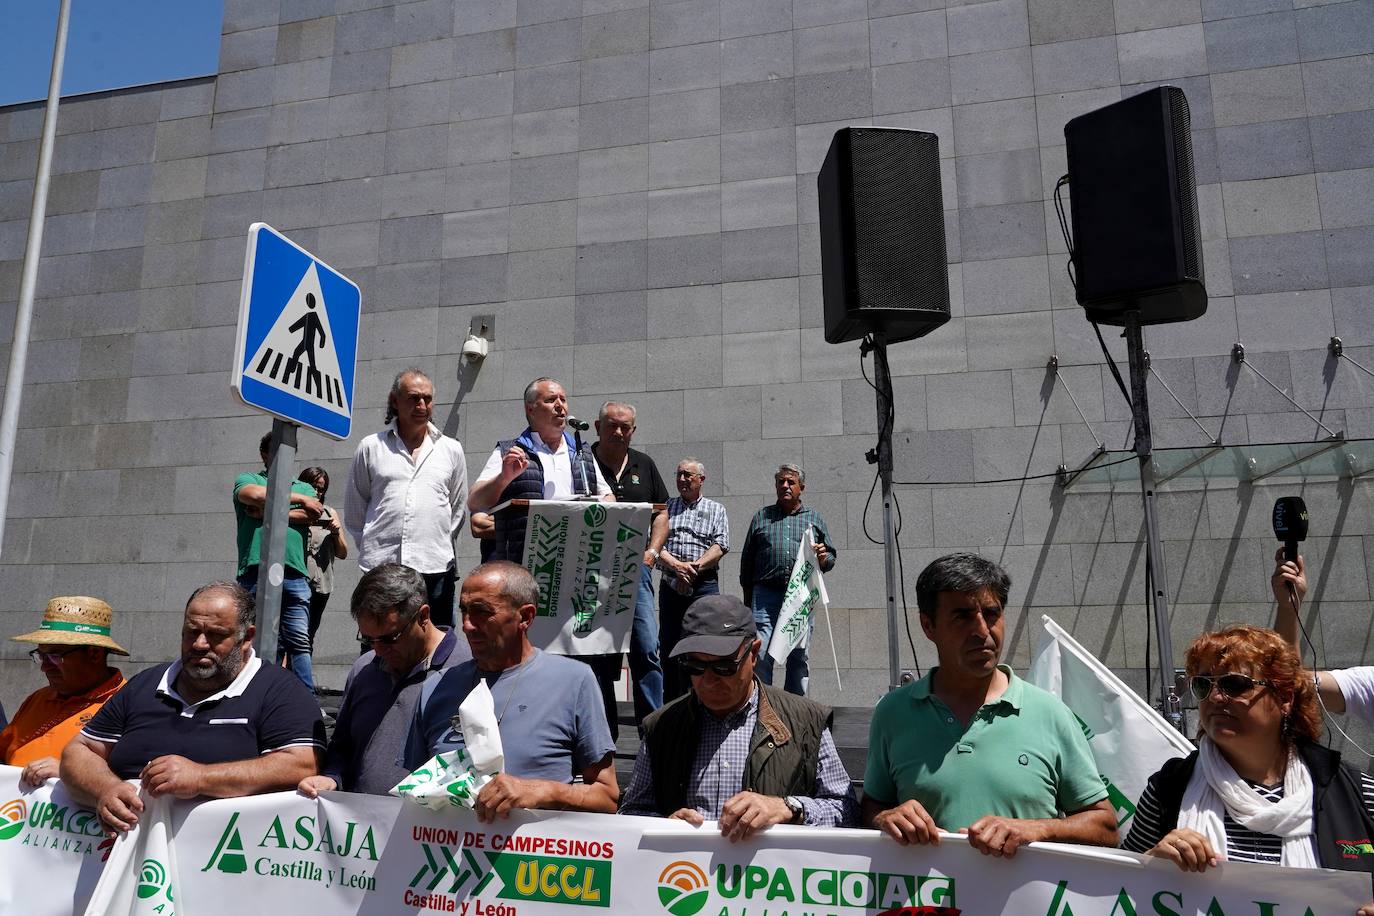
[276,16,336,63]
[150,158,208,203]
[574,289,648,343]
[648,184,720,237]
[1203,0,1288,18]
[959,201,1046,260]
[648,284,722,337]
[158,82,216,122]
[932,481,1024,546]
[222,26,280,73]
[1234,290,1335,353]
[455,0,517,35]
[584,10,650,61]
[1204,11,1299,74]
[721,79,795,133]
[1212,64,1306,126]
[449,115,513,166]
[205,149,268,197]
[949,0,1030,55]
[1310,110,1374,172]
[794,69,873,124]
[337,5,397,54]
[951,47,1034,106]
[391,38,457,87]
[509,199,577,250]
[1032,36,1120,93]
[513,106,580,158]
[96,205,152,251]
[963,255,1051,315]
[384,168,450,218]
[273,58,333,105]
[224,0,278,33]
[507,246,576,299]
[652,0,719,48]
[576,239,646,293]
[872,59,952,115]
[1115,0,1202,32]
[647,334,722,389]
[361,306,440,359]
[1326,226,1374,288]
[581,52,650,104]
[479,295,575,350]
[953,98,1038,155]
[47,170,101,216]
[579,97,649,150]
[721,176,797,231]
[330,49,392,95]
[721,277,799,333]
[722,329,801,385]
[1035,87,1122,149]
[324,133,387,182]
[1303,55,1374,118]
[1228,231,1327,294]
[439,253,507,305]
[215,68,276,115]
[517,18,583,68]
[452,72,515,120]
[396,0,455,43]
[384,125,450,175]
[1215,119,1311,181]
[207,107,271,157]
[1221,175,1320,237]
[327,91,387,139]
[1333,286,1374,345]
[573,340,647,393]
[515,62,581,113]
[721,225,797,281]
[721,127,794,181]
[1011,361,1106,426]
[516,0,579,27]
[316,220,381,269]
[269,98,332,146]
[1317,167,1374,230]
[1296,0,1374,61]
[760,380,843,438]
[720,0,790,40]
[721,31,793,85]
[1028,0,1117,44]
[442,206,509,258]
[869,11,948,67]
[965,311,1054,370]
[795,21,871,74]
[510,152,576,204]
[650,42,720,95]
[577,190,647,243]
[646,233,722,287]
[649,88,721,141]
[1120,24,1209,85]
[648,136,720,189]
[579,145,648,197]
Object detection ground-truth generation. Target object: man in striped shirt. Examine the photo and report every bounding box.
[647,458,730,703]
[738,464,837,696]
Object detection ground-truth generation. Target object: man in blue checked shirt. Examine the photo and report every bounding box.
[619,594,856,836]
[739,464,837,696]
[646,458,730,703]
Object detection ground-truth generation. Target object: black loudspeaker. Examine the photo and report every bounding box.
[1064,86,1207,326]
[818,128,951,345]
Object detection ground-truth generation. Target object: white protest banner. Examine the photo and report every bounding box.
[1028,614,1196,830]
[11,777,1360,916]
[0,768,114,916]
[767,527,837,685]
[83,792,179,916]
[521,499,652,655]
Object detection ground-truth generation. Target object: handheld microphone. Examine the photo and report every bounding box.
[1272,496,1309,562]
[565,416,590,431]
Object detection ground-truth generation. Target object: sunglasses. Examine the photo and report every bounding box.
[29,646,83,666]
[356,620,414,648]
[1189,673,1274,701]
[678,642,751,678]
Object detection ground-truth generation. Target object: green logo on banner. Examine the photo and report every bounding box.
[486,852,612,907]
[657,861,710,916]
[201,812,249,874]
[583,504,607,528]
[137,859,168,899]
[0,800,25,841]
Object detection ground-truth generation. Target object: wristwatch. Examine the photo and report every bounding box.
[645,548,659,562]
[784,796,804,825]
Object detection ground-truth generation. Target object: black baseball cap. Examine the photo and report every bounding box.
[669,594,757,658]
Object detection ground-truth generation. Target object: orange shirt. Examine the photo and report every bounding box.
[0,669,125,766]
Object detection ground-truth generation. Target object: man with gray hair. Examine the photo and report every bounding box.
[738,464,837,696]
[469,377,612,562]
[60,582,325,834]
[648,458,730,702]
[345,367,468,627]
[299,564,471,797]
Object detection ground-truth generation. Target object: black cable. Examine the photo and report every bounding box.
[1144,543,1152,704]
[861,469,882,545]
[892,453,1139,487]
[892,488,920,679]
[1094,321,1133,411]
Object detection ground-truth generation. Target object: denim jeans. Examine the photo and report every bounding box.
[422,566,457,630]
[628,564,663,722]
[238,566,315,691]
[659,575,720,703]
[752,582,808,696]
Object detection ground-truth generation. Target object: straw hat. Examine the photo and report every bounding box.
[11,596,129,656]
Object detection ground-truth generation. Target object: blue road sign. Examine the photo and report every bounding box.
[232,223,361,440]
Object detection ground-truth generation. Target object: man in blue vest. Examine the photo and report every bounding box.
[468,377,613,561]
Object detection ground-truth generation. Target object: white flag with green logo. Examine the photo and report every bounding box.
[1027,615,1194,830]
[767,527,829,667]
[83,790,179,916]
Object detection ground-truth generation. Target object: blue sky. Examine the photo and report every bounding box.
[0,0,223,107]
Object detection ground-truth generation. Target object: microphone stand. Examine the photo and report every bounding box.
[862,331,905,694]
[573,427,590,497]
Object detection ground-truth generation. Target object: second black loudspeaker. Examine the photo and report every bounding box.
[818,127,950,345]
[1064,86,1206,326]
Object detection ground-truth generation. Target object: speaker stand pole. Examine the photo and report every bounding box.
[864,332,906,693]
[1124,311,1184,732]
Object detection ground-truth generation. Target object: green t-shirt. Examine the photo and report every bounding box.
[233,471,316,577]
[863,665,1107,831]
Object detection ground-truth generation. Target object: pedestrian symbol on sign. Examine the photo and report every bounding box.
[244,263,348,413]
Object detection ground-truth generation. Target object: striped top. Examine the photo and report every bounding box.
[1125,770,1374,864]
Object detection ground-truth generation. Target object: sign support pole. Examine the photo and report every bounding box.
[254,419,297,666]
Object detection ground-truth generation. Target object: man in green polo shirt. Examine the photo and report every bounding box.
[862,553,1117,857]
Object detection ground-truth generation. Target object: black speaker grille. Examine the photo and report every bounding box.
[1167,89,1201,279]
[848,130,947,312]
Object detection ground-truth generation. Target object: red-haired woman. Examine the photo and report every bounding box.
[1124,626,1374,912]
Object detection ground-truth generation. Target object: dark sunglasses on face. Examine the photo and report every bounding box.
[1189,672,1274,701]
[357,620,413,648]
[679,642,750,678]
[29,646,83,665]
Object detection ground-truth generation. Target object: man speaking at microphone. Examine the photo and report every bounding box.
[468,377,614,562]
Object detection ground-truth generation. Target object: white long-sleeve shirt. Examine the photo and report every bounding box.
[344,423,468,574]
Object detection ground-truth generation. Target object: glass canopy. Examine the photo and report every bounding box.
[1059,437,1374,490]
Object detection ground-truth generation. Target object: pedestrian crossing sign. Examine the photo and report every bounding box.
[231,223,361,440]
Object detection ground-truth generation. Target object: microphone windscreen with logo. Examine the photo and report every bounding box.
[1272,496,1309,561]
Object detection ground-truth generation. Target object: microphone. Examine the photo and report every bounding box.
[1272,496,1309,562]
[565,416,590,431]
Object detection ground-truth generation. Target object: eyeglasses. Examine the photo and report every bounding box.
[675,471,700,479]
[356,620,414,648]
[1189,673,1274,701]
[29,647,83,666]
[678,642,751,678]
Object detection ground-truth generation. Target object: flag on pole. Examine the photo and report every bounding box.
[1027,615,1194,830]
[768,527,829,666]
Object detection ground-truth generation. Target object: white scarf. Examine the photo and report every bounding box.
[1177,737,1318,868]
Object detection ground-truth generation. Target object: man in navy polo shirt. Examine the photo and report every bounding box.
[60,582,324,834]
[298,563,470,797]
